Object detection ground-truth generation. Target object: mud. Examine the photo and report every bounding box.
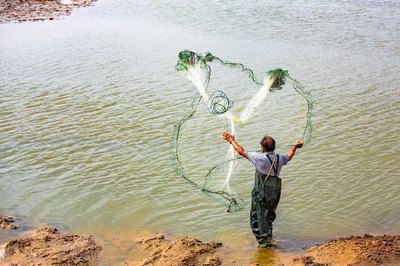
[291,234,400,266]
[136,234,223,266]
[0,0,96,24]
[0,227,101,265]
[1,214,400,265]
[0,216,20,230]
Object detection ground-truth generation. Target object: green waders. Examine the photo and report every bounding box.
[250,169,282,246]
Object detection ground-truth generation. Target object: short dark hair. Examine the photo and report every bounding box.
[260,136,275,152]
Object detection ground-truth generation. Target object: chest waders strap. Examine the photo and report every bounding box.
[264,155,276,183]
[265,154,280,181]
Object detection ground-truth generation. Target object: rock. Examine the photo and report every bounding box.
[0,216,21,230]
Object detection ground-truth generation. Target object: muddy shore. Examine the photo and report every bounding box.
[1,214,399,265]
[0,226,102,265]
[291,234,400,266]
[0,0,96,24]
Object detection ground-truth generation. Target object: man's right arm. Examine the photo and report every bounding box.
[222,132,247,157]
[230,138,247,157]
[288,140,303,160]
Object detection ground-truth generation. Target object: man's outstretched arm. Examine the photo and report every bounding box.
[222,132,247,157]
[288,140,303,160]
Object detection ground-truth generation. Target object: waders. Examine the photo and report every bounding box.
[250,155,281,247]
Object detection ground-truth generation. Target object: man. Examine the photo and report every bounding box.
[222,131,303,247]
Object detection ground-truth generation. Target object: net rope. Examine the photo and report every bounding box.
[171,50,313,212]
[207,90,234,115]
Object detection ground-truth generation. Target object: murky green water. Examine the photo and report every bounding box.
[1,0,399,254]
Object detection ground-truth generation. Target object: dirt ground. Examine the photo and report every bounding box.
[0,226,102,265]
[0,0,96,24]
[290,234,400,266]
[135,234,223,266]
[1,221,399,265]
[0,227,222,266]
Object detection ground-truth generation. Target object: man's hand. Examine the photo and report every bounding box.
[222,131,247,157]
[294,140,303,149]
[222,131,235,143]
[288,140,303,160]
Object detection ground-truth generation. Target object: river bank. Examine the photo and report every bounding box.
[1,215,399,265]
[0,0,96,24]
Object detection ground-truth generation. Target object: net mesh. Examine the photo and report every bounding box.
[207,90,234,115]
[171,50,313,212]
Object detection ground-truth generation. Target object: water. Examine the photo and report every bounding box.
[1,0,399,259]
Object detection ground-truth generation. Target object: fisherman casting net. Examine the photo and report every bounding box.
[171,50,313,212]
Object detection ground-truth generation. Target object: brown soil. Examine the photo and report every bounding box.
[134,233,400,266]
[135,234,223,266]
[290,234,400,266]
[0,227,102,265]
[0,0,96,24]
[0,227,222,266]
[0,216,20,230]
[1,218,399,265]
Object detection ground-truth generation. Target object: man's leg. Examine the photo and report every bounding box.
[266,208,277,237]
[264,177,282,239]
[250,199,271,246]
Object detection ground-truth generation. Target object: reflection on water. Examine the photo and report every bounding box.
[252,248,280,265]
[0,0,399,258]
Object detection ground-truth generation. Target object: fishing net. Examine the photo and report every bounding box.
[171,50,313,212]
[207,90,234,115]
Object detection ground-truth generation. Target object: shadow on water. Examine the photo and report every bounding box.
[247,236,325,265]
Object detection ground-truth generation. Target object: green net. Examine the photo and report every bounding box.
[207,90,234,115]
[171,50,313,212]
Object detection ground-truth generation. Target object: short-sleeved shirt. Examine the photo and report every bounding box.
[246,151,289,177]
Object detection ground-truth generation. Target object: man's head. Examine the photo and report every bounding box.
[260,136,275,152]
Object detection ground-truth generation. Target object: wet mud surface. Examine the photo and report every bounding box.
[0,226,101,265]
[0,0,96,24]
[291,234,400,266]
[1,218,400,266]
[136,234,223,266]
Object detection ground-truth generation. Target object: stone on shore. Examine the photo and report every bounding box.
[0,216,20,230]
